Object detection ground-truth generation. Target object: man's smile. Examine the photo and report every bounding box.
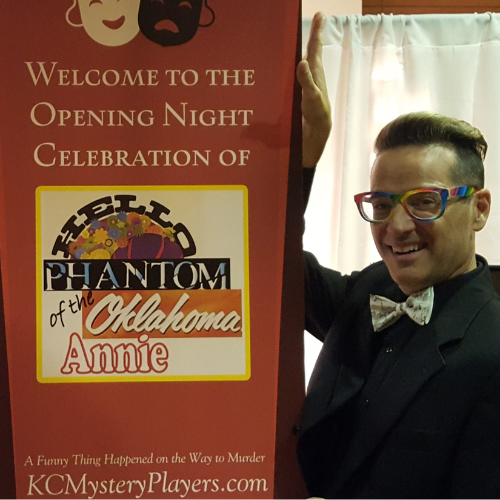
[390,243,424,254]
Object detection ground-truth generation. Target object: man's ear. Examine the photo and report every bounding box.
[472,189,491,232]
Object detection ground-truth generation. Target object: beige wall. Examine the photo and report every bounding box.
[363,0,500,15]
[302,0,362,17]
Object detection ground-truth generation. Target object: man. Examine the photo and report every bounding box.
[297,13,500,499]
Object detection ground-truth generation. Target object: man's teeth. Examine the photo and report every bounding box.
[392,244,420,254]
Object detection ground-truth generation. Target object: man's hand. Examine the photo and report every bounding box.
[297,12,332,168]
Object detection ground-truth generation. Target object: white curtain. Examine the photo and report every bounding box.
[303,13,500,274]
[302,13,500,384]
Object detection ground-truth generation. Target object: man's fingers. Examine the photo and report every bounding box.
[305,12,328,96]
[300,12,332,167]
[297,60,316,92]
[307,12,325,65]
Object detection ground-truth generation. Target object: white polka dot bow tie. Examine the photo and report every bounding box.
[369,287,434,332]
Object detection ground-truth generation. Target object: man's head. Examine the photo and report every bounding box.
[368,112,491,294]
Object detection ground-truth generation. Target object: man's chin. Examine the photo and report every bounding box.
[387,266,431,295]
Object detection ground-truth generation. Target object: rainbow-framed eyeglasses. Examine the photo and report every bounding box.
[354,186,478,223]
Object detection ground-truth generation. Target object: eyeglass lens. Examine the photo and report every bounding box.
[362,191,443,221]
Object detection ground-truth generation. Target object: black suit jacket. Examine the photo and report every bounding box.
[298,252,500,498]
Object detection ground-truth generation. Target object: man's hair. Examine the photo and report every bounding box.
[374,111,487,188]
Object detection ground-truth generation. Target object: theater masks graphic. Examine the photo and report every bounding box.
[138,0,215,47]
[66,0,141,47]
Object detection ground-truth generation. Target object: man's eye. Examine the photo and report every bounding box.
[89,0,103,6]
[370,199,391,210]
[420,198,437,205]
[410,196,439,208]
[179,1,193,7]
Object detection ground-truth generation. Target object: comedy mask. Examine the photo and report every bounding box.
[67,0,141,47]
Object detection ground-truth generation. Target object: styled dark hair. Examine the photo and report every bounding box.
[374,112,487,188]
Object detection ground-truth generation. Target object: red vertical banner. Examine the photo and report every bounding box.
[0,1,300,497]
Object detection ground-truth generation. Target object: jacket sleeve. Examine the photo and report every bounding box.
[304,251,356,342]
[303,167,315,212]
[303,168,359,342]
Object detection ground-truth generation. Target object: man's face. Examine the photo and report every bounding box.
[138,0,203,47]
[77,0,141,46]
[370,144,489,295]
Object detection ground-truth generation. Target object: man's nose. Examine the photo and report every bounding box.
[386,202,416,234]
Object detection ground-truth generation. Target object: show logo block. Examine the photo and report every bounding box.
[37,186,249,382]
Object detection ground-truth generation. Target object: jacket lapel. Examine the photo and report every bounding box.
[301,304,374,432]
[302,267,401,432]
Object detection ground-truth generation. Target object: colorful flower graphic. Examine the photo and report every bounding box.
[66,209,184,259]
